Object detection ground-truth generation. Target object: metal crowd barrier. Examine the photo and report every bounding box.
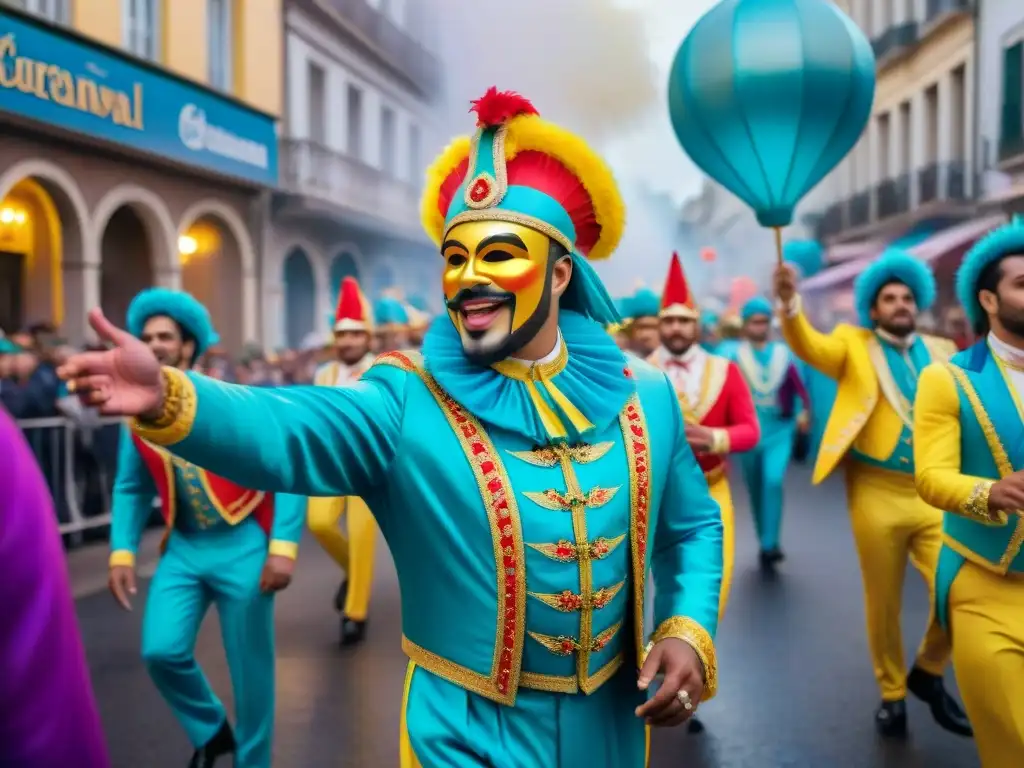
[16,415,124,543]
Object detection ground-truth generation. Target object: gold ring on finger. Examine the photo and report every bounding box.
[676,690,693,711]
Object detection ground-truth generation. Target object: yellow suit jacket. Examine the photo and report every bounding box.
[780,299,958,484]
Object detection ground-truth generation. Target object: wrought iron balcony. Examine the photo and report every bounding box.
[924,0,972,26]
[848,192,871,229]
[279,139,420,234]
[871,22,919,63]
[874,174,911,219]
[917,161,973,205]
[320,0,441,100]
[816,202,845,240]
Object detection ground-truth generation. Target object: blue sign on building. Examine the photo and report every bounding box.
[0,9,278,187]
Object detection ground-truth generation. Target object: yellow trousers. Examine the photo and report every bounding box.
[708,476,734,624]
[307,496,377,621]
[845,461,950,700]
[948,561,1024,768]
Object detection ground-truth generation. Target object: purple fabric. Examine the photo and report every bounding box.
[777,363,811,419]
[0,408,110,767]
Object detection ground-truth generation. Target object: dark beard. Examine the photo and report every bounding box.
[662,337,692,356]
[998,306,1024,337]
[878,316,915,337]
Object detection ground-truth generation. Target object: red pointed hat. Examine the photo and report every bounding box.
[334,276,372,332]
[659,252,698,319]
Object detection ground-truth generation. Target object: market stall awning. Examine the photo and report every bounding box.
[801,215,1007,291]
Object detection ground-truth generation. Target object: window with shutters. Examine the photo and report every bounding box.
[207,0,234,92]
[122,0,160,61]
[1000,42,1024,159]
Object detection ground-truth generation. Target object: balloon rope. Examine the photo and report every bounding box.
[772,227,783,267]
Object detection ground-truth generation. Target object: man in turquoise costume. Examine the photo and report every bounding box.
[103,288,306,768]
[62,88,724,768]
[374,294,411,352]
[627,286,661,358]
[729,296,809,572]
[916,217,1024,764]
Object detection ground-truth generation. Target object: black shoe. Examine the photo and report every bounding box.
[758,550,777,574]
[875,699,908,738]
[340,616,367,646]
[333,579,348,613]
[188,721,235,768]
[907,666,973,737]
[765,547,785,563]
[687,716,705,734]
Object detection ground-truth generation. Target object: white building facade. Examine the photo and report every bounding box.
[266,0,443,348]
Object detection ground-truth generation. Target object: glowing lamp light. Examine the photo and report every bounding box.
[178,235,199,256]
[0,207,26,225]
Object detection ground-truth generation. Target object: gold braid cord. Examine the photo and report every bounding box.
[130,366,197,446]
[651,616,718,700]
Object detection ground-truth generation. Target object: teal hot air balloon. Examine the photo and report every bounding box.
[783,239,825,279]
[668,0,875,263]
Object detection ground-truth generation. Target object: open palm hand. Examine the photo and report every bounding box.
[58,308,165,418]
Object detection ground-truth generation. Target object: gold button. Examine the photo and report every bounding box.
[900,457,910,464]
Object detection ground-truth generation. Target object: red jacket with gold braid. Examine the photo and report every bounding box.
[647,350,760,482]
[132,435,274,536]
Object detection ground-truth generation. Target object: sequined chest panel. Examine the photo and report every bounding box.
[376,351,653,705]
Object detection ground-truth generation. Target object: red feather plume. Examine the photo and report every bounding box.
[469,87,539,127]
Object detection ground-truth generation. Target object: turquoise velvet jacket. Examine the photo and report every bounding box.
[141,312,724,706]
[110,424,306,560]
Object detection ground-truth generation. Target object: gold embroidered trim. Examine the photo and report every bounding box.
[461,124,509,210]
[522,486,620,511]
[620,395,652,668]
[445,208,575,255]
[528,621,623,655]
[735,342,789,398]
[526,534,626,563]
[651,616,718,700]
[709,428,730,455]
[379,348,525,704]
[131,367,196,446]
[509,442,614,467]
[948,363,1024,571]
[492,341,568,381]
[692,355,730,422]
[959,481,1006,526]
[519,652,624,694]
[528,580,625,612]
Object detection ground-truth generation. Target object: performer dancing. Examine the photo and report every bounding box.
[647,254,759,734]
[307,276,380,646]
[106,288,306,768]
[1,406,110,768]
[915,218,1024,766]
[63,88,724,768]
[774,252,971,738]
[729,296,808,572]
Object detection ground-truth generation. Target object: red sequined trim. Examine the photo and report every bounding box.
[626,402,651,557]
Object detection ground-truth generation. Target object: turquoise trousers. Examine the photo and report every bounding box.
[738,419,796,552]
[402,662,648,767]
[141,519,275,768]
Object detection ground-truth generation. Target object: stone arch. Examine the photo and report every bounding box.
[92,184,177,330]
[0,159,91,340]
[283,247,317,348]
[328,248,361,305]
[178,199,257,352]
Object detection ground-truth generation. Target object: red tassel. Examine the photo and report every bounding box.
[469,87,539,128]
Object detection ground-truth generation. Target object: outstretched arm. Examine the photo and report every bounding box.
[267,494,309,560]
[109,426,158,568]
[708,362,760,454]
[131,364,407,499]
[914,364,1007,525]
[778,296,850,380]
[651,378,724,699]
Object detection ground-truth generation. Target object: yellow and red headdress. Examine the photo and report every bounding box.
[333,276,373,333]
[659,252,699,319]
[421,87,626,324]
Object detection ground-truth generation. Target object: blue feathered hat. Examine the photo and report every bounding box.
[783,240,825,279]
[373,296,410,329]
[741,296,773,322]
[853,247,936,327]
[630,287,661,319]
[956,216,1024,332]
[126,288,219,358]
